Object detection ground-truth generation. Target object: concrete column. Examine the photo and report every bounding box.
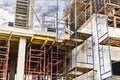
[92,16,101,80]
[16,37,26,80]
[28,0,34,28]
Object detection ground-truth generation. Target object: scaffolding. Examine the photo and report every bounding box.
[64,0,91,32]
[60,0,120,79]
[0,44,9,80]
[41,15,56,32]
[0,0,119,79]
[25,44,46,80]
[24,43,66,80]
[60,0,94,79]
[46,49,66,80]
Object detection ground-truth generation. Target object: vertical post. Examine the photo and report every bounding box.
[56,0,59,79]
[42,13,45,31]
[28,45,31,79]
[114,16,116,28]
[40,51,42,80]
[16,37,26,80]
[64,47,67,80]
[28,0,34,29]
[85,3,87,21]
[6,32,12,80]
[93,16,101,80]
[75,0,77,30]
[51,49,53,80]
[64,47,66,73]
[47,53,49,80]
[75,0,78,79]
[44,46,46,80]
[113,9,117,28]
[90,0,93,16]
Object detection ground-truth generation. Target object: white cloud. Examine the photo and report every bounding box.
[0,0,66,30]
[33,0,66,30]
[0,0,15,25]
[0,0,4,5]
[0,8,15,25]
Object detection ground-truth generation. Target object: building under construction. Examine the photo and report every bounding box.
[0,0,120,80]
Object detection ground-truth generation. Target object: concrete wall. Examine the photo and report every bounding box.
[70,41,93,69]
[28,0,34,28]
[69,14,120,80]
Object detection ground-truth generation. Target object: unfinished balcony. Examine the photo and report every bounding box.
[61,41,94,79]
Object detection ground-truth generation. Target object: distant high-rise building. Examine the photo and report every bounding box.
[15,0,34,29]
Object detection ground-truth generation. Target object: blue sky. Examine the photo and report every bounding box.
[0,0,70,31]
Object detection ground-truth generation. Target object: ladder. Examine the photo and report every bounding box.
[94,0,113,79]
[96,13,113,80]
[0,45,9,80]
[75,34,94,80]
[76,36,94,65]
[25,45,46,80]
[86,36,94,65]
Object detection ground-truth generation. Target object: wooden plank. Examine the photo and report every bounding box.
[62,74,80,79]
[108,15,120,22]
[99,3,116,15]
[68,66,92,73]
[60,66,92,78]
[107,76,120,80]
[114,16,117,28]
[116,9,120,15]
[62,39,83,49]
[71,2,90,11]
[70,32,91,40]
[101,37,120,47]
